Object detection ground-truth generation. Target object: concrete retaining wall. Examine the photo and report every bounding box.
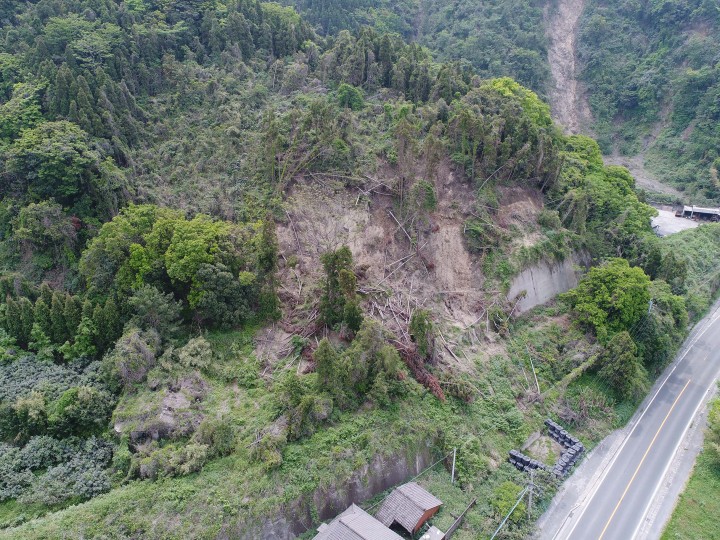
[234,442,436,539]
[508,253,589,314]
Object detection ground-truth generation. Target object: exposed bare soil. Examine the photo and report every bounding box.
[275,163,487,332]
[257,147,567,387]
[265,157,549,375]
[524,433,564,465]
[545,0,685,197]
[546,0,593,134]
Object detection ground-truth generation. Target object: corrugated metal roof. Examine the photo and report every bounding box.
[313,504,403,540]
[376,482,442,533]
[398,483,442,510]
[691,206,720,214]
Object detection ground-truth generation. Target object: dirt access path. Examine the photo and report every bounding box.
[604,103,685,198]
[546,0,593,134]
[604,154,684,197]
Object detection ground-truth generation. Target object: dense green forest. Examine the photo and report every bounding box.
[283,0,550,93]
[283,0,720,200]
[0,0,716,538]
[578,0,720,199]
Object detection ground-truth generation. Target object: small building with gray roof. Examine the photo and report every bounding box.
[375,482,443,535]
[313,504,403,540]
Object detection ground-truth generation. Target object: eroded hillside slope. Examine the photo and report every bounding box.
[546,0,592,134]
[0,1,712,539]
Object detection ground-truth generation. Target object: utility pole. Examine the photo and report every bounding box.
[526,345,540,394]
[451,447,457,484]
[528,469,535,517]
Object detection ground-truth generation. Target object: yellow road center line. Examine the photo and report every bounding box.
[597,378,692,540]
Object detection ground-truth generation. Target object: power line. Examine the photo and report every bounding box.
[338,438,485,530]
[490,486,530,540]
[360,449,456,514]
[325,448,459,534]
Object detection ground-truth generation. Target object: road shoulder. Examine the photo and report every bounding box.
[639,384,717,539]
[536,301,720,540]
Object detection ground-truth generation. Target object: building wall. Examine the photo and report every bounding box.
[414,506,441,533]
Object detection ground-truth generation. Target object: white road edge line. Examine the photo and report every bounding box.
[630,372,719,540]
[556,306,720,540]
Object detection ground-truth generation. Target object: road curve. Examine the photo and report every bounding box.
[538,301,720,540]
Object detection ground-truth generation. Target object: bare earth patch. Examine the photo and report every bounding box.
[523,432,564,466]
[546,0,593,134]
[604,155,684,197]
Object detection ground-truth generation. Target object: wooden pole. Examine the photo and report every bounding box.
[451,447,457,484]
[526,345,540,393]
[528,469,534,517]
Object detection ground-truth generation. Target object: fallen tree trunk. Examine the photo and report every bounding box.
[393,340,445,401]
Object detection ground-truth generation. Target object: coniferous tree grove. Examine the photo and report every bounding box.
[0,0,709,537]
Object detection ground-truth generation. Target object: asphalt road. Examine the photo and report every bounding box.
[541,302,720,540]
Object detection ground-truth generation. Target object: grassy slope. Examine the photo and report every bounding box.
[661,224,720,317]
[661,443,720,539]
[0,303,632,539]
[6,222,720,538]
